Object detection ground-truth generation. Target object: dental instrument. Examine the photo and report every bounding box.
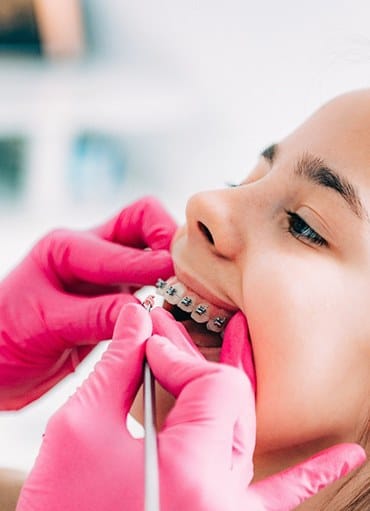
[142,296,160,511]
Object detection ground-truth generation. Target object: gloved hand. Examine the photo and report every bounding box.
[0,197,176,410]
[16,304,366,511]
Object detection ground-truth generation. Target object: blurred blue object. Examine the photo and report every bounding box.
[68,132,127,204]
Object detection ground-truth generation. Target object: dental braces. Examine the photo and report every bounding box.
[155,278,229,333]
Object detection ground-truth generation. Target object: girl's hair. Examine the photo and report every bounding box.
[340,464,369,510]
[322,418,369,510]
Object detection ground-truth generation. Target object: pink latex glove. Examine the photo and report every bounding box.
[0,196,176,410]
[16,304,366,511]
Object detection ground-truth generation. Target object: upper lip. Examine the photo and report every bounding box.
[173,264,238,312]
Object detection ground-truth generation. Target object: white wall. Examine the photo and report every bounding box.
[1,0,370,471]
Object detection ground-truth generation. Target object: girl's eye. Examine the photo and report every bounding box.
[285,210,328,247]
[226,182,328,248]
[225,181,242,188]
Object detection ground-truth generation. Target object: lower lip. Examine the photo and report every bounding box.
[181,318,223,348]
[181,319,222,362]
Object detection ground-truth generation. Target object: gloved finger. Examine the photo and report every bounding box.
[147,335,254,468]
[65,304,152,422]
[92,196,178,250]
[219,311,258,481]
[150,306,204,359]
[62,281,124,296]
[220,311,257,393]
[48,293,140,349]
[43,230,174,287]
[248,443,367,511]
[1,343,104,412]
[151,307,255,479]
[150,308,254,481]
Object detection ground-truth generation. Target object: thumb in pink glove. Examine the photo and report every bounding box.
[0,196,176,410]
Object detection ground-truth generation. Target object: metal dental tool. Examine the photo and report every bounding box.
[142,295,160,511]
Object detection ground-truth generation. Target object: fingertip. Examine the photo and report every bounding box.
[353,443,367,465]
[330,443,367,474]
[150,307,203,359]
[146,334,211,390]
[146,334,177,356]
[146,333,195,371]
[150,306,183,331]
[147,333,200,362]
[113,302,152,341]
[146,335,193,397]
[138,249,175,280]
[107,294,141,322]
[115,301,148,322]
[151,305,174,321]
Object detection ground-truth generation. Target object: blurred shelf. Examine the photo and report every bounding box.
[0,65,199,133]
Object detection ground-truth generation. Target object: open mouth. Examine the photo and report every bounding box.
[155,276,235,350]
[154,275,256,390]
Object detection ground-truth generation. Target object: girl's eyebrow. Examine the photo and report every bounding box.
[260,143,369,222]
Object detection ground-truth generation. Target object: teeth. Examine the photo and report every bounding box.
[191,303,210,323]
[164,282,186,305]
[177,294,197,313]
[179,296,192,308]
[206,316,227,333]
[155,276,178,297]
[156,277,233,334]
[155,278,168,296]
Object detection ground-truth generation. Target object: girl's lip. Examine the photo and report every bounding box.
[173,264,238,312]
[181,318,223,348]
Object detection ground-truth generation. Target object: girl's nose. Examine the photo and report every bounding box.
[185,189,244,260]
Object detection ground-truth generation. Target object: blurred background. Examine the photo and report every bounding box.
[1,0,370,472]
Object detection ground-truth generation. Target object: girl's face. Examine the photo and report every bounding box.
[170,90,370,464]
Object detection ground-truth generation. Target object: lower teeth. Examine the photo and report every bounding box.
[164,301,227,334]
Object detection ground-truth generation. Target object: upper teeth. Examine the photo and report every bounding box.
[155,277,232,333]
[156,279,168,293]
[165,283,186,304]
[180,296,192,307]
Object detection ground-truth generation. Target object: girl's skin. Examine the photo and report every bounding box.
[131,89,370,509]
[0,469,26,511]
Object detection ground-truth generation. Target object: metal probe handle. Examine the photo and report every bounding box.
[142,296,160,510]
[144,361,160,511]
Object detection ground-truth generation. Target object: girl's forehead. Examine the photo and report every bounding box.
[296,90,370,140]
[283,89,370,189]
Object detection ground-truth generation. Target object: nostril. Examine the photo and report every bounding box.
[197,221,214,245]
